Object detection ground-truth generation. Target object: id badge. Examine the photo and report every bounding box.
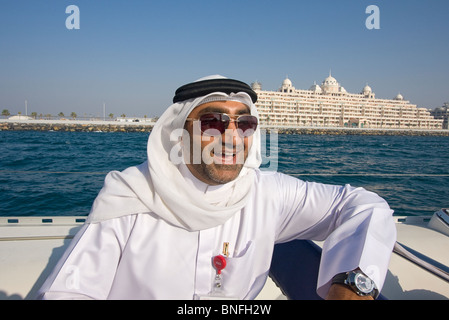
[195,242,238,300]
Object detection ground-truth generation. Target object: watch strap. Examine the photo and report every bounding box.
[331,272,349,286]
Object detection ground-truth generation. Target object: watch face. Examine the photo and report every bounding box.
[354,273,375,294]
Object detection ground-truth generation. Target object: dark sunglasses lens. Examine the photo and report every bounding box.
[198,113,258,136]
[199,113,227,134]
[237,116,258,136]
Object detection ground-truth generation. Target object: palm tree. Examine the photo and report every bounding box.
[70,112,77,119]
[1,109,10,117]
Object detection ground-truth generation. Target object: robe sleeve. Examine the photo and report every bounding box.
[272,173,397,298]
[36,215,136,300]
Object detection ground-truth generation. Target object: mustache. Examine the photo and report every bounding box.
[205,138,246,153]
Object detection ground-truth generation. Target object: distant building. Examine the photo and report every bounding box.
[252,73,443,130]
[115,117,157,123]
[431,103,449,129]
[8,115,33,120]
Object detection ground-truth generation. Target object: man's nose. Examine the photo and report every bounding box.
[223,120,243,146]
[226,119,238,131]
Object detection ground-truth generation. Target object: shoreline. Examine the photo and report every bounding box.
[262,126,449,136]
[1,119,449,136]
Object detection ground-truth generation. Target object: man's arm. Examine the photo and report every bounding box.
[326,284,374,300]
[272,174,396,299]
[37,216,134,299]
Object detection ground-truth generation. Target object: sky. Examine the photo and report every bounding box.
[1,0,448,118]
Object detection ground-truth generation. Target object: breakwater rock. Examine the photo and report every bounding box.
[0,121,154,133]
[265,127,449,136]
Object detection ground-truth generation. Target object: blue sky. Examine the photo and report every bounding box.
[1,0,448,118]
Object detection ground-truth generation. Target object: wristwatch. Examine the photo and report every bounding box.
[331,270,379,299]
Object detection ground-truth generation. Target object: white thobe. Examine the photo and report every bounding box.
[37,169,396,300]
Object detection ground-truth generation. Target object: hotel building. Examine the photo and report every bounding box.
[252,74,443,130]
[431,102,449,129]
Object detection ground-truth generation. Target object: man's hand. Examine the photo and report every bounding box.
[325,284,374,300]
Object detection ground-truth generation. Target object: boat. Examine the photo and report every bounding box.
[266,209,449,300]
[1,210,448,300]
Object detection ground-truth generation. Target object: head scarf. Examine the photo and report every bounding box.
[87,75,262,231]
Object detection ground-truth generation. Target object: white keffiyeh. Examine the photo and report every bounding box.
[87,75,262,231]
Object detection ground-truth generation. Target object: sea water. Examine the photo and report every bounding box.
[0,130,448,217]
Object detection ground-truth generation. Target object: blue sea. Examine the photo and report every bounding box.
[1,130,448,217]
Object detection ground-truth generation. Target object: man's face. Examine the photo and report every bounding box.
[183,100,253,185]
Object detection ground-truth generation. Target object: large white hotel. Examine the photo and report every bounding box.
[251,73,443,130]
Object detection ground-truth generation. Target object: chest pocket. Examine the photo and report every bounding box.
[219,241,256,298]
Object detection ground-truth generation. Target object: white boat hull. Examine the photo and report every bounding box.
[1,212,448,300]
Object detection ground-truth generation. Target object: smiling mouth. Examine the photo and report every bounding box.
[213,150,237,164]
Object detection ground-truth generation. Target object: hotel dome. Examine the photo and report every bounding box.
[282,78,293,87]
[280,77,295,93]
[394,93,404,100]
[251,81,262,91]
[321,72,340,93]
[323,75,338,86]
[362,85,372,94]
[361,84,375,98]
[309,82,322,93]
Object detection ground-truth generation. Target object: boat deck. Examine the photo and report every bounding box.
[1,215,448,300]
[0,217,85,299]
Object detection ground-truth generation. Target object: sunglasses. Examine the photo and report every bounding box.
[186,113,258,137]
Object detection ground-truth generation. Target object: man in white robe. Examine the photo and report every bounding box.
[37,75,396,300]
